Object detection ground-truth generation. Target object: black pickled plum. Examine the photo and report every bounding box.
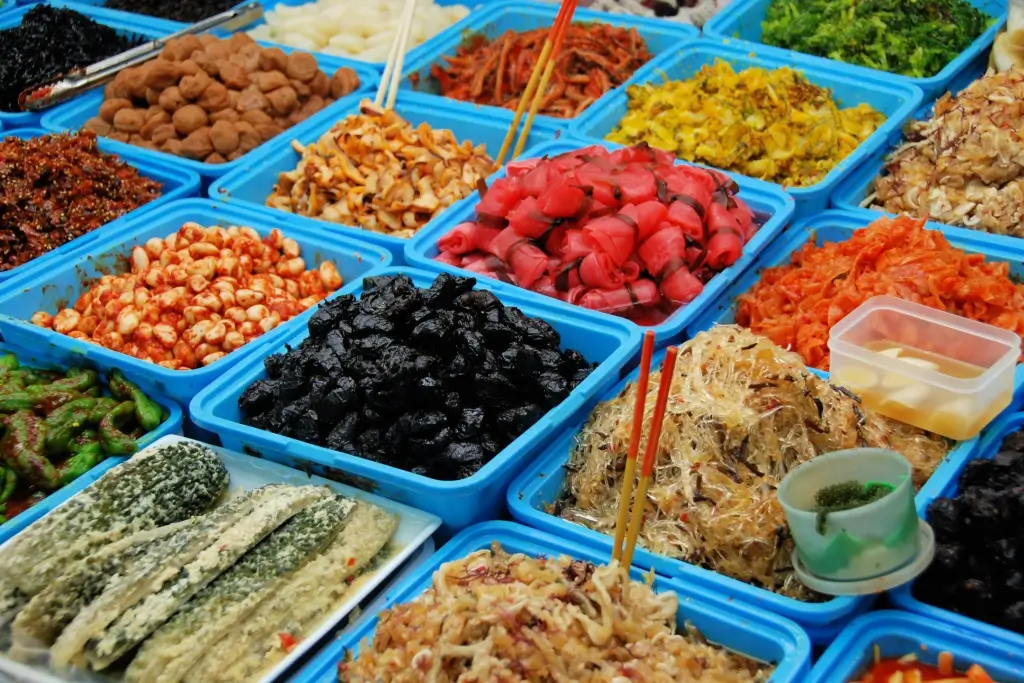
[237,273,595,481]
[914,425,1024,637]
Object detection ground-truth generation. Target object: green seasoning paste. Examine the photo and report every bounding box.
[760,0,992,79]
[813,480,894,534]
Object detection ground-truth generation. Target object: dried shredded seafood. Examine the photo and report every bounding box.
[736,215,1024,371]
[867,69,1024,238]
[424,23,652,118]
[339,543,772,682]
[558,326,951,600]
[607,60,886,188]
[267,109,494,238]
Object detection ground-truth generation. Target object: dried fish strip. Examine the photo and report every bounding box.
[559,326,951,599]
[190,502,398,683]
[868,68,1024,238]
[0,441,228,597]
[127,494,355,683]
[11,522,192,649]
[84,486,336,670]
[267,110,494,238]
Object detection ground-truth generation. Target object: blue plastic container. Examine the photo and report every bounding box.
[289,521,811,683]
[684,208,1024,455]
[189,266,641,533]
[0,2,170,129]
[404,138,795,348]
[809,611,1024,683]
[399,0,700,126]
[208,92,563,264]
[569,41,923,218]
[506,347,902,645]
[41,53,379,187]
[0,198,391,407]
[703,0,1006,101]
[889,411,1024,655]
[0,127,200,284]
[0,341,183,546]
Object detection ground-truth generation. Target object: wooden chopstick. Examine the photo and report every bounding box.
[621,346,678,568]
[372,0,418,110]
[493,0,577,167]
[611,331,656,562]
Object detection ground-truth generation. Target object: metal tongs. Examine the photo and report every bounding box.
[18,2,265,112]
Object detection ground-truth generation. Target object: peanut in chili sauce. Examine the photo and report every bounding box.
[0,132,162,272]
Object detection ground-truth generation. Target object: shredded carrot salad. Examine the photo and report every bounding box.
[736,215,1024,371]
[853,649,996,683]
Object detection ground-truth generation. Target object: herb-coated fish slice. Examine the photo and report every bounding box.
[86,485,339,670]
[12,521,192,649]
[126,494,355,683]
[0,442,228,596]
[50,485,290,671]
[196,503,398,683]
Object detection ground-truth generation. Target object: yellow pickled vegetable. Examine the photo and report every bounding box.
[606,60,886,188]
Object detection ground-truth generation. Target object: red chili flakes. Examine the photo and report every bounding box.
[346,557,356,566]
[278,632,297,653]
[0,131,162,271]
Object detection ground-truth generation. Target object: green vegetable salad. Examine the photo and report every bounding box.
[761,0,993,79]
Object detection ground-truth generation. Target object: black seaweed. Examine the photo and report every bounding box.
[239,274,596,480]
[0,6,143,113]
[102,0,240,23]
[914,426,1024,636]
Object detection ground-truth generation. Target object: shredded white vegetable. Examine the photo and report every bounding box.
[539,0,730,26]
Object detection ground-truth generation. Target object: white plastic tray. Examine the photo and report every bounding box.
[0,435,441,683]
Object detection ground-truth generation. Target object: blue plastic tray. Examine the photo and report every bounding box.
[0,2,170,129]
[0,341,183,546]
[889,411,1024,655]
[289,521,812,683]
[703,0,1006,101]
[506,346,903,644]
[568,41,923,218]
[208,92,563,264]
[684,208,1024,450]
[0,127,200,284]
[41,52,379,187]
[0,198,392,407]
[399,0,700,126]
[809,611,1024,683]
[403,138,796,348]
[189,265,642,533]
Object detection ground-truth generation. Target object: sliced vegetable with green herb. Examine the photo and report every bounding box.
[761,0,993,78]
[813,480,894,534]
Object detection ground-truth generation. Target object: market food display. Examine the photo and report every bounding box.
[339,544,772,682]
[238,273,594,480]
[735,215,1024,371]
[248,0,469,62]
[542,0,729,26]
[267,109,494,238]
[853,651,997,682]
[0,132,162,273]
[867,70,1024,238]
[0,6,142,114]
[103,0,244,23]
[760,0,991,78]
[0,440,399,683]
[422,23,652,118]
[915,425,1024,636]
[607,61,886,188]
[558,326,950,599]
[30,222,343,370]
[81,35,362,164]
[434,144,757,325]
[0,353,166,520]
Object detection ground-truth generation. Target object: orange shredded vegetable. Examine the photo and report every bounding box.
[736,215,1024,371]
[854,650,997,683]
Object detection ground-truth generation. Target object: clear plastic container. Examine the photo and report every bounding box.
[828,296,1021,441]
[778,448,919,582]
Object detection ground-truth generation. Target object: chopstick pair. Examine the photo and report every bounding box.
[611,331,679,568]
[492,0,579,168]
[368,0,419,112]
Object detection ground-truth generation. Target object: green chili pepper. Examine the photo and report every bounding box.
[99,401,138,456]
[44,402,111,456]
[0,466,17,505]
[1,411,59,490]
[58,444,103,487]
[48,369,98,394]
[20,370,63,386]
[84,386,102,398]
[43,398,103,429]
[0,355,19,374]
[109,370,162,432]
